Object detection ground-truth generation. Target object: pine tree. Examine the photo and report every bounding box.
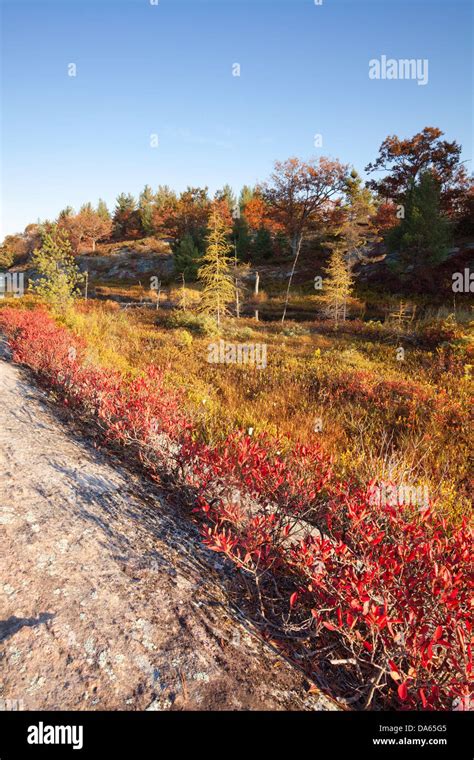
[198,204,235,326]
[239,185,255,208]
[31,226,83,308]
[174,233,202,280]
[387,171,451,278]
[215,184,236,211]
[342,170,376,256]
[138,185,155,236]
[321,244,354,327]
[234,216,252,261]
[154,185,177,209]
[96,199,110,221]
[113,193,137,238]
[58,206,74,221]
[252,227,273,260]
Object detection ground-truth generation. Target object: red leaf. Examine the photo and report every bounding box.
[388,659,399,674]
[289,592,298,609]
[398,682,408,700]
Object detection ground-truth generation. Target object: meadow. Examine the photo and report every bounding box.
[62,292,472,522]
[1,288,471,711]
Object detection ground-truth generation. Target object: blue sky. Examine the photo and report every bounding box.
[1,0,472,237]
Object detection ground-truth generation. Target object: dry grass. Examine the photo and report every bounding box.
[57,298,473,524]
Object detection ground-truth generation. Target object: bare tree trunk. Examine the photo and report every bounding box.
[84,271,89,301]
[281,235,302,323]
[235,278,240,318]
[255,270,260,295]
[234,241,240,318]
[181,273,186,312]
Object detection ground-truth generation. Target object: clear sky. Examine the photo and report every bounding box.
[1,0,472,237]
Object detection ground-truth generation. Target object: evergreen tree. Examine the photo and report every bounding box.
[387,171,451,278]
[31,226,83,308]
[337,169,377,266]
[321,244,354,327]
[239,185,255,209]
[113,193,137,239]
[138,184,155,236]
[154,185,177,208]
[58,206,74,221]
[252,227,273,260]
[198,204,235,326]
[215,184,236,211]
[174,233,202,280]
[234,216,252,260]
[96,199,111,221]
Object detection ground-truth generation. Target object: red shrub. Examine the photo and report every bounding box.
[287,488,472,709]
[1,307,471,711]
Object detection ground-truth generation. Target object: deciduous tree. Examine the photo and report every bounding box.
[262,157,349,321]
[365,127,468,216]
[151,185,178,238]
[77,207,112,251]
[61,208,112,252]
[0,234,27,268]
[166,187,210,245]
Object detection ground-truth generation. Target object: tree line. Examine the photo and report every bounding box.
[1,126,472,319]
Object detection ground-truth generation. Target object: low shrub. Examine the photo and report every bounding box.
[0,306,471,711]
[166,311,219,337]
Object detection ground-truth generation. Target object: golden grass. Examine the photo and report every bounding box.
[53,298,473,524]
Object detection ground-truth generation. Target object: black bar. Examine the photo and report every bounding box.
[0,710,472,758]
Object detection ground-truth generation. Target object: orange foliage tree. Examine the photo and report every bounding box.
[262,157,349,321]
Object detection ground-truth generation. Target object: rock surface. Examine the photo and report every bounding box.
[0,350,338,711]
